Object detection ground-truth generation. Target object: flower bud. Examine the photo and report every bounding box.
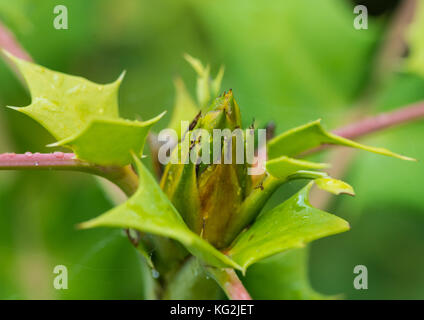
[161,90,251,248]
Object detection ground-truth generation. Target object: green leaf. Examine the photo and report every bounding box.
[315,177,355,196]
[267,119,414,161]
[167,77,199,140]
[160,146,202,233]
[266,156,329,180]
[184,54,211,108]
[80,156,241,271]
[211,65,225,97]
[3,50,122,140]
[49,114,164,166]
[4,51,165,166]
[227,181,350,272]
[184,53,225,108]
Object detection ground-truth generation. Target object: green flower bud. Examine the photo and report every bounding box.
[161,90,251,248]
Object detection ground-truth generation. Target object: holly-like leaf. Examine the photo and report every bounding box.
[266,155,355,195]
[4,51,164,166]
[184,54,225,108]
[80,156,241,271]
[49,115,165,166]
[3,50,122,140]
[315,177,355,196]
[265,156,329,180]
[267,119,414,161]
[227,181,350,272]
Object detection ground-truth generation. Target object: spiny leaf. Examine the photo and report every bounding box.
[267,119,414,161]
[79,156,241,271]
[3,50,122,140]
[266,156,329,180]
[315,177,355,196]
[185,53,211,108]
[227,181,350,272]
[184,53,225,108]
[49,114,165,166]
[4,51,164,166]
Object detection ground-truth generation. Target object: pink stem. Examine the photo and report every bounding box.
[0,152,80,168]
[223,269,252,300]
[333,101,424,140]
[0,152,139,196]
[0,21,32,61]
[302,101,424,156]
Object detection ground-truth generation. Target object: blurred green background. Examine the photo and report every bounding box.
[0,0,423,299]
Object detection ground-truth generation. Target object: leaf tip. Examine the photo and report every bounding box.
[76,220,92,230]
[116,70,126,84]
[5,105,20,112]
[46,141,62,148]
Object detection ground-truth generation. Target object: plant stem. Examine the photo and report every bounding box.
[221,269,252,300]
[0,152,139,197]
[303,101,424,156]
[206,266,252,300]
[0,21,32,61]
[0,101,422,202]
[332,100,424,140]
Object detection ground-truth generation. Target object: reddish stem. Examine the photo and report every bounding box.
[223,269,252,300]
[333,101,424,140]
[0,21,32,61]
[0,152,139,196]
[0,152,80,168]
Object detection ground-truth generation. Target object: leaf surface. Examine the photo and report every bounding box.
[267,119,414,161]
[50,114,164,166]
[4,51,164,166]
[80,156,241,270]
[4,51,122,140]
[266,156,329,180]
[227,181,349,272]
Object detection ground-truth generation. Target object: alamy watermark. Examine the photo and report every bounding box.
[53,265,68,290]
[354,5,368,30]
[53,5,68,30]
[353,265,368,290]
[157,121,267,176]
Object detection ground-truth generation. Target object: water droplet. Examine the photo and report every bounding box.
[53,151,65,159]
[151,269,160,279]
[34,162,39,166]
[25,152,33,158]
